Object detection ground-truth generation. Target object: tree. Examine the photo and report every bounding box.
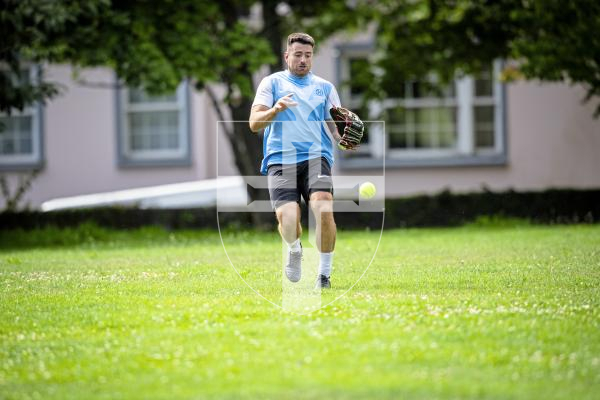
[1,0,361,217]
[2,0,273,182]
[365,0,600,115]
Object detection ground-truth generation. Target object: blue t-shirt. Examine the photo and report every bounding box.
[252,70,341,175]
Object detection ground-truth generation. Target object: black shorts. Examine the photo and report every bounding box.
[267,157,334,211]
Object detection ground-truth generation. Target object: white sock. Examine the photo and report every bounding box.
[319,252,334,277]
[288,238,301,253]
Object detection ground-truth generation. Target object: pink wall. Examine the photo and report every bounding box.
[379,82,600,198]
[3,65,211,208]
[2,57,599,210]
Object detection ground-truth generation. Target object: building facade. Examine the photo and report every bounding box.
[1,36,600,210]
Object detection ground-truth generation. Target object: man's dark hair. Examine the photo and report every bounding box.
[287,32,315,48]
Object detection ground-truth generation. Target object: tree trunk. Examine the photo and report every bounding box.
[262,0,284,73]
[228,97,274,229]
[215,0,285,229]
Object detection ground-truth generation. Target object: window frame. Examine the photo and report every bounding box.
[0,65,44,171]
[116,80,191,168]
[336,45,377,159]
[335,45,507,169]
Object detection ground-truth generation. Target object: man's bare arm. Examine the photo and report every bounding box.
[249,105,277,133]
[249,93,297,133]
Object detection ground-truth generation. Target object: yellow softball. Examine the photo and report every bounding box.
[359,182,376,199]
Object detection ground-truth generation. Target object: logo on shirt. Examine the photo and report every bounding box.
[314,88,324,97]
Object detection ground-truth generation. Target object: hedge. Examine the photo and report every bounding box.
[1,188,598,231]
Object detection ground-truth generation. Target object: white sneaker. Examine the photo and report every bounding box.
[285,245,302,282]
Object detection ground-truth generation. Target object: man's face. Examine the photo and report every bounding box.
[285,42,313,77]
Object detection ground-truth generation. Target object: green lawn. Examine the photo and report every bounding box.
[1,222,599,399]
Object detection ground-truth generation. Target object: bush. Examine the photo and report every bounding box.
[1,188,598,231]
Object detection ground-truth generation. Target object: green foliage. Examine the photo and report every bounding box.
[0,0,275,113]
[0,222,220,249]
[1,226,599,398]
[3,0,599,115]
[0,0,102,111]
[0,221,114,248]
[2,188,597,231]
[358,0,600,115]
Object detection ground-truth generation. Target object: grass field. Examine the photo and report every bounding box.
[1,221,599,399]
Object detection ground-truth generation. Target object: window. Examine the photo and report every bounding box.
[337,47,506,168]
[473,66,501,153]
[386,80,458,157]
[339,53,374,158]
[0,67,43,170]
[117,82,190,167]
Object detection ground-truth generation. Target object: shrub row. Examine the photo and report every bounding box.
[1,188,598,231]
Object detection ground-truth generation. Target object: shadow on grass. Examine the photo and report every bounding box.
[0,216,536,251]
[0,222,286,251]
[0,222,221,251]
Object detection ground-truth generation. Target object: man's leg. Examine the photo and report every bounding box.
[309,191,336,288]
[276,201,303,282]
[276,201,302,245]
[268,162,304,283]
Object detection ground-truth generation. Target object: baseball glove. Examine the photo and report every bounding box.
[330,106,364,150]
